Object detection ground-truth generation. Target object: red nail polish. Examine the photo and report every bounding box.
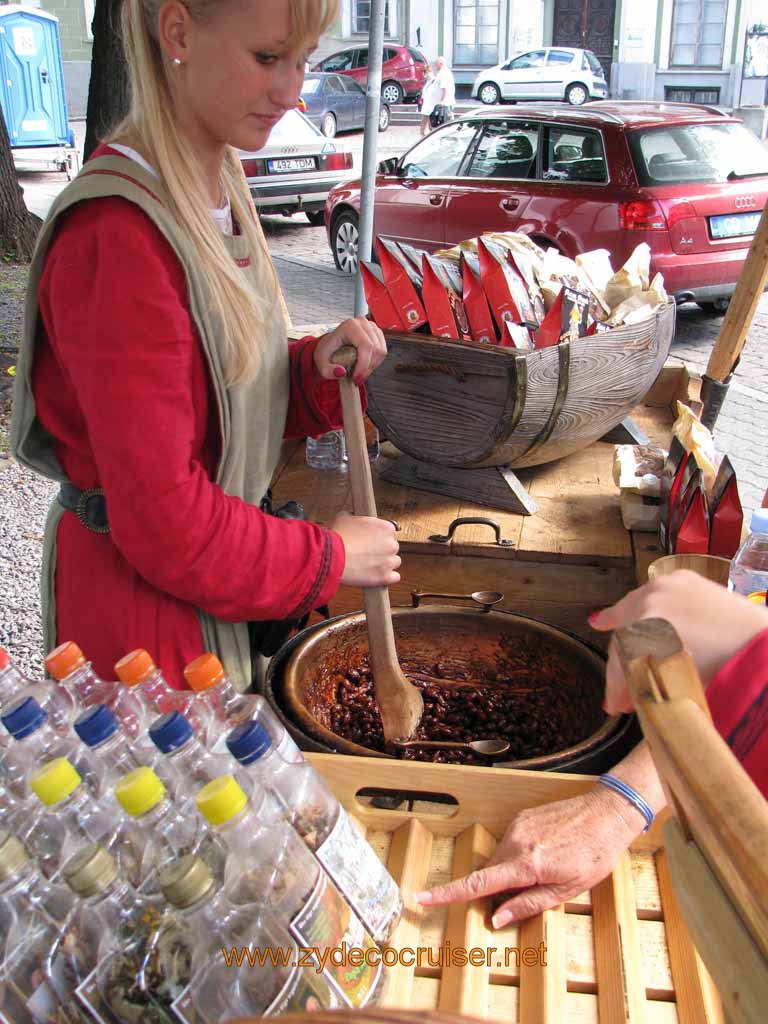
[334,366,346,379]
[588,612,601,625]
[354,374,365,387]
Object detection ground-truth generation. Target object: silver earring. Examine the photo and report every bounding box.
[172,57,182,66]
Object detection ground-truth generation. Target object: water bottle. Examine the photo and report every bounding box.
[306,430,346,470]
[728,508,768,597]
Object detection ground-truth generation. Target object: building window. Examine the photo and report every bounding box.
[352,0,397,37]
[670,0,726,68]
[83,0,95,41]
[454,0,499,66]
[665,86,721,103]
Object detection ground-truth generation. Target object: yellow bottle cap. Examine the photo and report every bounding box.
[746,591,768,605]
[196,775,248,827]
[30,758,82,806]
[114,766,166,818]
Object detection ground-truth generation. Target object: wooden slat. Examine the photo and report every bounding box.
[655,849,724,1024]
[591,851,647,1023]
[518,906,567,1024]
[438,824,496,1014]
[383,819,435,1008]
[643,363,701,411]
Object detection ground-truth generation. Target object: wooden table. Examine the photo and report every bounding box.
[272,363,700,650]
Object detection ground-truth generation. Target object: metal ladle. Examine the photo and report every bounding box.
[393,738,511,756]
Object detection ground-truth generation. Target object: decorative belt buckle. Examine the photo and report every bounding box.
[75,487,110,534]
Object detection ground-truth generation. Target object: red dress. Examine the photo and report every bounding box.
[32,146,347,688]
[708,627,768,799]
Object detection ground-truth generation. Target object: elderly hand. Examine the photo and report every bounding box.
[314,317,387,385]
[590,570,768,715]
[415,785,641,926]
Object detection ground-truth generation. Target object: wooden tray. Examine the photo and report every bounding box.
[309,754,723,1024]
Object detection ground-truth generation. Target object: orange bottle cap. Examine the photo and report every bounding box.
[115,649,156,687]
[45,642,86,681]
[0,649,9,670]
[746,591,768,605]
[184,653,225,692]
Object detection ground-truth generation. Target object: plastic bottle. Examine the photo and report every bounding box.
[73,704,145,799]
[306,429,346,470]
[195,774,385,1008]
[160,854,341,1023]
[0,646,77,739]
[46,642,149,753]
[112,766,226,894]
[0,696,89,799]
[182,651,302,761]
[226,719,402,942]
[0,832,81,1023]
[148,711,234,810]
[26,758,124,880]
[729,508,768,597]
[114,648,212,740]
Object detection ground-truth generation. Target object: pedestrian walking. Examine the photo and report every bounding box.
[434,55,456,122]
[10,0,400,693]
[419,61,441,136]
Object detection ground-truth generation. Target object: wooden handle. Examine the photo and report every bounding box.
[705,203,768,382]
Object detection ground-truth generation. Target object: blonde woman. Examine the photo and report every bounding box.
[11,0,399,692]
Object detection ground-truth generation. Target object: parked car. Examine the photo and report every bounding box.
[312,44,427,105]
[325,102,768,311]
[471,47,608,106]
[300,72,390,138]
[240,107,353,226]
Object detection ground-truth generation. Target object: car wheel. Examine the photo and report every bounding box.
[381,80,404,105]
[321,112,337,138]
[332,210,359,274]
[478,82,501,105]
[697,298,730,316]
[565,83,589,105]
[378,105,391,132]
[305,210,325,227]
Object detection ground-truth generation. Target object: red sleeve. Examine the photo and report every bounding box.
[39,198,345,621]
[284,333,367,440]
[706,627,768,799]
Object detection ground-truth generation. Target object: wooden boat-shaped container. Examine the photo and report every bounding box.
[366,300,676,470]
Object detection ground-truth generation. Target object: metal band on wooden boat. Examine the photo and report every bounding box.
[517,340,571,460]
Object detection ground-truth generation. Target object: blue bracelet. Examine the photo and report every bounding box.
[597,774,655,833]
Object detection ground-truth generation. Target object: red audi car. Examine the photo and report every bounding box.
[325,102,768,311]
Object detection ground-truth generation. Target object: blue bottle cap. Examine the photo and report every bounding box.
[149,711,193,754]
[74,704,119,747]
[750,508,768,534]
[1,696,47,740]
[226,720,272,765]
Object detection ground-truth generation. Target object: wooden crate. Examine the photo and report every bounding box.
[309,754,723,1024]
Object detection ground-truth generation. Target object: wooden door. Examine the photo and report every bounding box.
[552,0,616,85]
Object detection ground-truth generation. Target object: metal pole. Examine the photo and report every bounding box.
[354,0,386,317]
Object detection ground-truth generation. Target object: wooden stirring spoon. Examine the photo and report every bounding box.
[331,345,424,743]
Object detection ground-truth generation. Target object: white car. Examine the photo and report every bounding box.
[239,107,354,226]
[471,47,608,107]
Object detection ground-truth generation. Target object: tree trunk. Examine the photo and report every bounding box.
[84,0,130,162]
[0,112,40,261]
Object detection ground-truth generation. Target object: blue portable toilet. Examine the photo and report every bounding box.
[0,5,70,148]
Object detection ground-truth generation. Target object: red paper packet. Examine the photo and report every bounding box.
[671,469,704,552]
[360,261,406,331]
[709,456,743,558]
[421,255,460,339]
[675,486,709,554]
[377,238,427,330]
[478,238,535,331]
[535,289,564,348]
[461,254,497,345]
[503,322,533,349]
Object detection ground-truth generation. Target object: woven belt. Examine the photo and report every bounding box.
[58,482,109,534]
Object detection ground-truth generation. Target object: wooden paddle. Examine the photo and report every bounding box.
[331,345,424,742]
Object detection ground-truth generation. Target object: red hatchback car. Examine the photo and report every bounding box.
[312,44,427,106]
[326,102,768,311]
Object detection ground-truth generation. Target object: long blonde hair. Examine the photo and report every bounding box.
[110,0,338,385]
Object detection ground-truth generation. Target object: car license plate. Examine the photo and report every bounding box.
[709,210,761,239]
[267,157,316,173]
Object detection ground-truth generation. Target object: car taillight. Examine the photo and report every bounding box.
[323,152,354,171]
[241,159,262,177]
[665,200,696,230]
[619,199,668,230]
